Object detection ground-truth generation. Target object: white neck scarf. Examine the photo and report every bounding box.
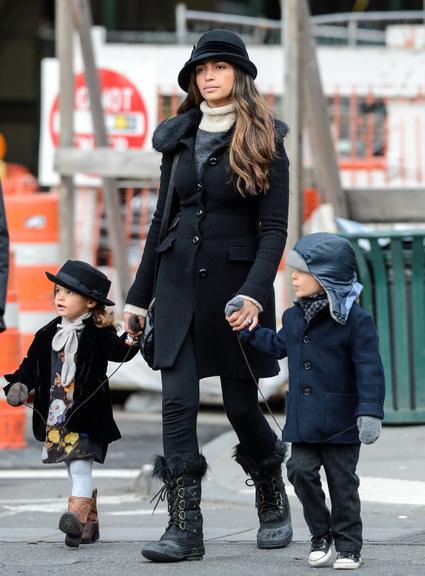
[199,100,236,133]
[52,312,92,387]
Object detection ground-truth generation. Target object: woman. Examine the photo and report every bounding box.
[124,29,291,563]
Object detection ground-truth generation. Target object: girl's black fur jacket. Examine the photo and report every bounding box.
[4,316,138,443]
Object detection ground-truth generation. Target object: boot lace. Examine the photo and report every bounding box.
[246,474,284,513]
[150,476,187,531]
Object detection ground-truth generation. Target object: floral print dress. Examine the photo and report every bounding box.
[41,348,107,464]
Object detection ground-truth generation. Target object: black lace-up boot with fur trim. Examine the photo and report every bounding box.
[234,440,293,549]
[141,454,207,562]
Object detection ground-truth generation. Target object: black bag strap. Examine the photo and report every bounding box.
[152,151,180,294]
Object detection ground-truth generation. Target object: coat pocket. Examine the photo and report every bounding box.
[228,244,257,262]
[326,392,358,436]
[156,235,176,253]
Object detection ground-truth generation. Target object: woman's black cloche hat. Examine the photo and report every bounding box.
[178,29,257,92]
[46,260,115,306]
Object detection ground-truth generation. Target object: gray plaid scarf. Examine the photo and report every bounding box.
[297,294,329,324]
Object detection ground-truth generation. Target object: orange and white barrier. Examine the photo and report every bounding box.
[0,251,21,373]
[0,250,27,449]
[4,193,58,353]
[1,163,38,196]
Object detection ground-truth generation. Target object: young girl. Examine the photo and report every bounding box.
[3,260,138,548]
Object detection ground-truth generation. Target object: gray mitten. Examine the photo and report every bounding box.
[6,382,29,407]
[357,416,381,444]
[224,296,245,317]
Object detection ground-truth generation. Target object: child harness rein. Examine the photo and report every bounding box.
[21,333,355,443]
[236,333,357,443]
[22,342,137,430]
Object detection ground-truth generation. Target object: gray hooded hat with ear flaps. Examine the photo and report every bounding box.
[286,232,363,325]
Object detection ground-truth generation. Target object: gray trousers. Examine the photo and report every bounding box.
[287,442,362,554]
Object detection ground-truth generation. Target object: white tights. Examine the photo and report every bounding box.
[66,459,94,498]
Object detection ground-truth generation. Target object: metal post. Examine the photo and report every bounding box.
[347,20,357,47]
[300,0,347,218]
[70,0,131,300]
[282,0,304,305]
[56,0,75,261]
[283,0,304,241]
[175,3,187,44]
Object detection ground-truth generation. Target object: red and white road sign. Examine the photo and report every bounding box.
[40,56,157,185]
[49,69,149,151]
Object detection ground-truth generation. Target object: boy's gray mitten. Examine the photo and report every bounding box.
[6,382,29,407]
[357,416,381,444]
[224,296,245,317]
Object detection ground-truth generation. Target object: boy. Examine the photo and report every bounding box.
[238,232,385,569]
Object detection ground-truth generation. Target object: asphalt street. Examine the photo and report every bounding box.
[0,404,424,576]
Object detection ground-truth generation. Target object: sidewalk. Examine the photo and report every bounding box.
[0,410,424,576]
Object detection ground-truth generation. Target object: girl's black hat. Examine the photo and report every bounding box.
[46,260,115,306]
[178,29,257,92]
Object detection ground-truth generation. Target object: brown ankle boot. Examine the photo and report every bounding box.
[81,489,99,544]
[59,496,92,548]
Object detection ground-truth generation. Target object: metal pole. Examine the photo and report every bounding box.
[283,0,304,240]
[282,0,304,305]
[175,3,187,44]
[56,0,75,261]
[300,0,347,218]
[70,0,131,300]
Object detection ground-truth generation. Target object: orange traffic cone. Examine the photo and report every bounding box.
[0,250,27,449]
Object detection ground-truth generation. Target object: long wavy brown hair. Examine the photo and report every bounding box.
[178,65,277,196]
[92,304,115,328]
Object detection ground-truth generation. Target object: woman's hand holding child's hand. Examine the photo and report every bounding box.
[225,296,259,332]
[6,382,28,406]
[123,312,145,345]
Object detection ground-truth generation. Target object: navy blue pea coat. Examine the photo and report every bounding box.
[126,107,290,379]
[241,302,385,444]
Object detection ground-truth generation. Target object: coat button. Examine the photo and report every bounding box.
[303,388,312,396]
[192,236,200,244]
[209,157,217,166]
[197,183,202,190]
[198,268,208,278]
[303,336,311,344]
[304,361,312,370]
[196,209,203,217]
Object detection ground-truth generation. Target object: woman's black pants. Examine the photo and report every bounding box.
[160,328,276,462]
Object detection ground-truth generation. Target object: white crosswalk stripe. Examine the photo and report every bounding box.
[240,476,425,506]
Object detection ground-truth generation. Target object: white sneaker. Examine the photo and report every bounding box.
[333,552,361,569]
[308,534,333,567]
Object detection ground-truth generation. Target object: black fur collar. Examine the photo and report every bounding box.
[152,107,201,153]
[152,105,289,153]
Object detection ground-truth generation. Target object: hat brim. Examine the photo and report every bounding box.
[286,250,309,272]
[178,52,257,92]
[45,271,115,307]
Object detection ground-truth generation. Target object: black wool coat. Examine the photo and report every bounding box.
[4,316,138,443]
[126,107,290,379]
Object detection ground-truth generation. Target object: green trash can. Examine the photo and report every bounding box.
[343,230,425,424]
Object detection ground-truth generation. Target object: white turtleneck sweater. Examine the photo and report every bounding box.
[194,101,236,178]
